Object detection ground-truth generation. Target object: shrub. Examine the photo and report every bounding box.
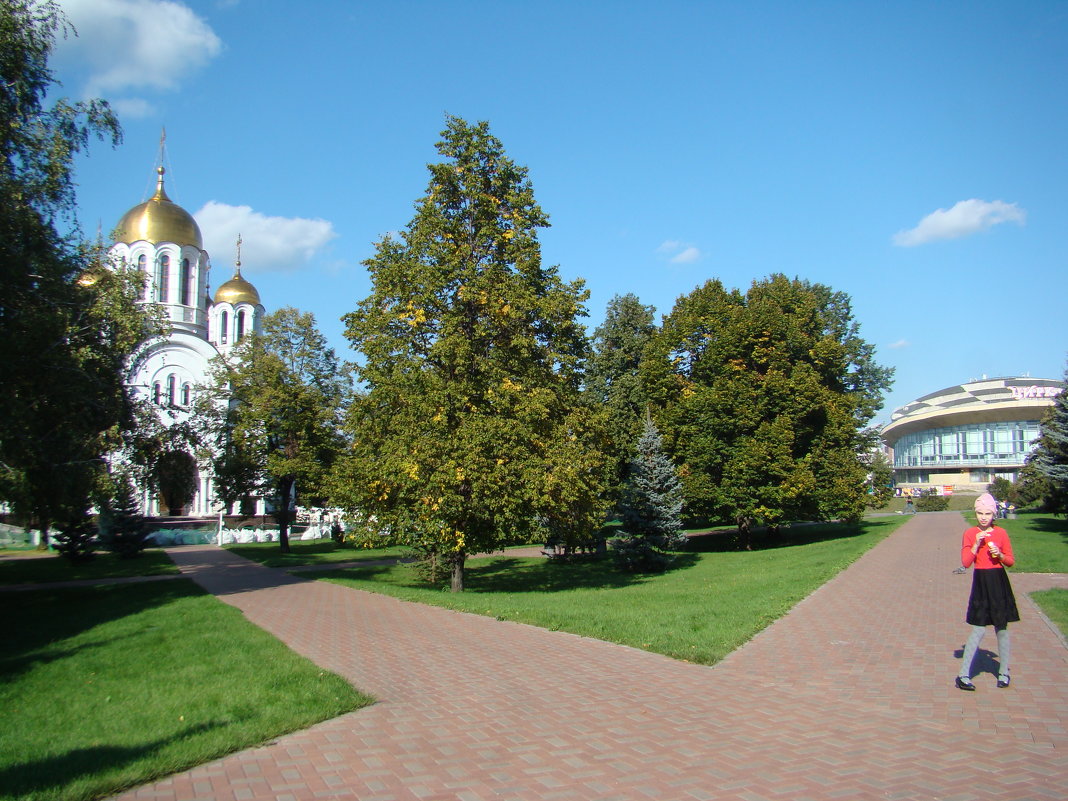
[915,494,950,512]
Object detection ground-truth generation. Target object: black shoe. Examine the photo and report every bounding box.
[956,676,976,691]
[997,675,1010,688]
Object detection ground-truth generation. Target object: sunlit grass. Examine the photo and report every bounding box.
[996,511,1068,573]
[0,581,370,801]
[1031,589,1068,640]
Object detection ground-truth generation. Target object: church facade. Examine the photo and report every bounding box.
[110,166,265,517]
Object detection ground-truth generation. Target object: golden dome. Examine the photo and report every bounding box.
[76,267,105,288]
[214,266,261,306]
[114,167,203,248]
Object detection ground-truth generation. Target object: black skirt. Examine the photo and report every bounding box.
[966,567,1020,627]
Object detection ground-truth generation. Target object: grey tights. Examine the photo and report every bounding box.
[959,625,1010,679]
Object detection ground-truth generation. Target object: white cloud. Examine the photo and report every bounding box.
[194,202,338,272]
[892,199,1026,247]
[888,339,909,349]
[671,246,701,264]
[656,240,702,264]
[110,97,156,119]
[57,0,222,99]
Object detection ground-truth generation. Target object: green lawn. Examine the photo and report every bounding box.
[1031,588,1068,640]
[0,581,370,801]
[0,550,179,586]
[995,511,1068,573]
[996,511,1068,637]
[309,518,907,665]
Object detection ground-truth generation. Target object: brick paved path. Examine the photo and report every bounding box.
[115,513,1068,801]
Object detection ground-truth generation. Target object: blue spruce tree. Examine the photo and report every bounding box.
[613,414,686,571]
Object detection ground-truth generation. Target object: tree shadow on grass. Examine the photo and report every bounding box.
[0,581,205,680]
[322,553,701,593]
[684,520,884,553]
[1020,515,1068,541]
[0,721,225,801]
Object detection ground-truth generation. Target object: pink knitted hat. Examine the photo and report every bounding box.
[974,493,998,514]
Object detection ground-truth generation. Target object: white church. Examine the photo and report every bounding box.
[109,164,265,517]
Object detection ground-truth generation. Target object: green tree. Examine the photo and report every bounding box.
[612,414,686,571]
[587,293,658,507]
[0,1,137,545]
[1027,364,1068,514]
[643,274,892,547]
[199,307,348,553]
[862,448,895,509]
[98,476,148,558]
[341,116,609,591]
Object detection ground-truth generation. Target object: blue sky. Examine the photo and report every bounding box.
[52,0,1067,422]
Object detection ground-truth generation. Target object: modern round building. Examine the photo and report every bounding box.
[881,376,1064,492]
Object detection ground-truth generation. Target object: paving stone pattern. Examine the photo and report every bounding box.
[114,513,1068,801]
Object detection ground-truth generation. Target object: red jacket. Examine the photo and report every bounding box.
[961,525,1015,569]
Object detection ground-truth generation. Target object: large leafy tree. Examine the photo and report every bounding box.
[643,274,892,546]
[198,307,349,553]
[1025,360,1068,514]
[0,1,140,544]
[341,116,609,592]
[586,293,658,507]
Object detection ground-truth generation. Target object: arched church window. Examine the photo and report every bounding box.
[156,255,171,302]
[237,310,246,341]
[220,310,228,343]
[181,383,191,406]
[167,374,176,406]
[153,382,162,405]
[137,254,148,300]
[180,258,192,306]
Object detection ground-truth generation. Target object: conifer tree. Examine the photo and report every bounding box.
[341,116,609,591]
[99,477,148,558]
[1027,362,1068,513]
[612,414,685,571]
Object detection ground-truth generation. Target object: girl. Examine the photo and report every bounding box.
[955,493,1019,690]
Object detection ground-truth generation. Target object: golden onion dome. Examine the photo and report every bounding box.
[76,266,105,288]
[214,265,261,306]
[114,167,203,249]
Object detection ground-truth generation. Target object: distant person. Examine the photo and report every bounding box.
[955,493,1019,691]
[905,497,915,514]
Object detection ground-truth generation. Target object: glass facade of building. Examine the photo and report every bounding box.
[892,420,1041,471]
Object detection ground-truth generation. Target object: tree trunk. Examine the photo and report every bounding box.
[277,477,294,554]
[737,515,752,551]
[450,551,466,592]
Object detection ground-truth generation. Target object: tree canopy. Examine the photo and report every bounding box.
[198,307,349,552]
[341,116,609,591]
[0,0,136,542]
[642,274,892,544]
[587,293,658,507]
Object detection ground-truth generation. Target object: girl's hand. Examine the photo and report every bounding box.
[987,542,1001,559]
